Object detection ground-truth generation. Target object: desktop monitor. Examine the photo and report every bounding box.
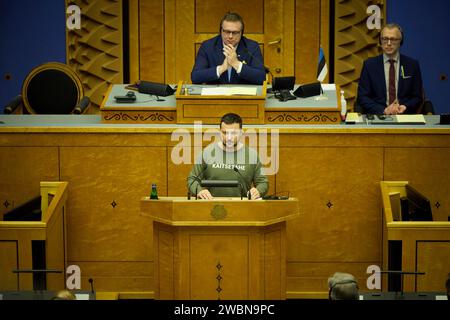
[400,184,433,221]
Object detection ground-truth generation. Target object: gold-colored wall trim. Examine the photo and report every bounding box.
[66,0,123,113]
[334,0,385,110]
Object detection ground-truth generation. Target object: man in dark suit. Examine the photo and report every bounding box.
[357,23,423,114]
[191,12,266,85]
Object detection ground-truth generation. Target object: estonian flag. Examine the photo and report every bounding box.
[317,46,328,82]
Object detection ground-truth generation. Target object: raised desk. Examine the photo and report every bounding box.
[100,84,340,125]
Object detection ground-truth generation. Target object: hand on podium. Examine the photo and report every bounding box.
[249,187,261,200]
[197,189,213,200]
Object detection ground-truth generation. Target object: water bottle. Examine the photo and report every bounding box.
[340,90,347,121]
[150,183,158,199]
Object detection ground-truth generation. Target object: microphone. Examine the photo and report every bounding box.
[233,166,251,200]
[4,95,23,114]
[88,278,95,294]
[187,164,207,200]
[73,96,90,114]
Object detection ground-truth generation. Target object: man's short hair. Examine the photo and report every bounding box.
[220,113,243,128]
[328,272,359,300]
[220,12,244,33]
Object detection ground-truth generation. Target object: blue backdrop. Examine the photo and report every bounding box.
[387,0,450,114]
[0,1,66,113]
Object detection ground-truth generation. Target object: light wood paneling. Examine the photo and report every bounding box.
[60,147,166,264]
[0,147,59,217]
[194,0,264,33]
[280,147,383,262]
[0,241,18,290]
[2,126,450,295]
[417,242,450,291]
[139,0,298,83]
[139,0,165,82]
[295,0,321,84]
[46,206,66,290]
[189,233,250,299]
[71,261,154,292]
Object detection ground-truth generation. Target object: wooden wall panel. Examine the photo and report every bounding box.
[75,261,153,292]
[0,242,18,290]
[189,233,250,299]
[60,146,166,291]
[0,147,59,218]
[194,0,264,33]
[279,146,384,291]
[280,147,383,261]
[2,129,450,296]
[417,242,450,291]
[295,0,321,84]
[139,0,165,82]
[60,146,166,262]
[138,0,298,83]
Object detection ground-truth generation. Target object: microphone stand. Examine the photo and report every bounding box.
[187,166,206,200]
[12,268,63,291]
[233,166,251,200]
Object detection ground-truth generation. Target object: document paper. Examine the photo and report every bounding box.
[201,87,257,96]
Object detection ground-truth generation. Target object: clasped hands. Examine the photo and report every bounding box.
[197,187,261,200]
[384,100,407,115]
[218,44,241,75]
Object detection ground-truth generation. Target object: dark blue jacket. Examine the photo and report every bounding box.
[191,35,266,85]
[357,54,423,114]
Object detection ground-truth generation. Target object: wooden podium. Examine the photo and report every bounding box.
[0,182,68,291]
[141,197,300,300]
[380,181,450,292]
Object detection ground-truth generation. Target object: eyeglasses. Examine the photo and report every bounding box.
[381,37,401,44]
[221,29,241,37]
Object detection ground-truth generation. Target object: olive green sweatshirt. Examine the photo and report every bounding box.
[187,143,269,197]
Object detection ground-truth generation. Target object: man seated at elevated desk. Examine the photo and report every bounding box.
[191,12,266,85]
[187,113,268,200]
[357,23,423,115]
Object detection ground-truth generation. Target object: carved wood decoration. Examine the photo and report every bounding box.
[66,0,123,113]
[334,0,385,110]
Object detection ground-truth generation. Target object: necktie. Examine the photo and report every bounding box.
[388,59,396,105]
[227,67,232,82]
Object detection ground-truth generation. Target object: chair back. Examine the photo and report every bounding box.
[22,62,84,114]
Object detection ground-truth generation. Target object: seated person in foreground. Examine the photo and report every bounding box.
[357,23,423,115]
[328,272,359,300]
[187,113,268,199]
[191,12,266,85]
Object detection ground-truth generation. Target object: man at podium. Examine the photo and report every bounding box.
[191,12,266,85]
[187,113,268,199]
